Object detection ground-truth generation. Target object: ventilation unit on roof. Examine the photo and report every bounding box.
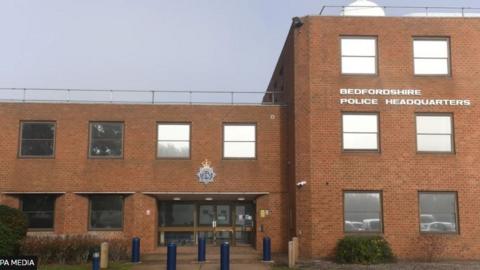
[342,0,386,17]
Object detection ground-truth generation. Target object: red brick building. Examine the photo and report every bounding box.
[0,103,287,254]
[266,5,480,260]
[1,4,480,260]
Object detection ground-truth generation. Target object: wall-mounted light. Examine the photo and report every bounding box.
[238,197,245,201]
[205,197,213,201]
[173,197,181,201]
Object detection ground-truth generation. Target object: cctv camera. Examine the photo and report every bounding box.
[296,181,307,187]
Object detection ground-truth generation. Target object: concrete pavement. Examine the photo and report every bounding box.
[132,262,272,270]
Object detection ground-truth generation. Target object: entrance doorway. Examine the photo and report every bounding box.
[158,201,255,246]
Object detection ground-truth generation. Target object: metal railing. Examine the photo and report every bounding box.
[0,88,283,105]
[319,5,480,17]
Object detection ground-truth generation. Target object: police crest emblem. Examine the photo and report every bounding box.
[197,159,216,184]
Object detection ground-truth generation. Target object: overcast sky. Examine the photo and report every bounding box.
[0,0,478,92]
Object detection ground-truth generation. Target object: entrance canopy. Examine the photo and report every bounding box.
[142,192,269,201]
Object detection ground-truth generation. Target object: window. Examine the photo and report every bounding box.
[19,122,55,157]
[159,202,194,227]
[342,113,379,151]
[413,38,450,75]
[344,192,382,233]
[416,114,453,153]
[89,122,124,158]
[419,192,458,233]
[199,205,215,225]
[89,196,124,230]
[21,195,56,230]
[341,37,377,75]
[157,123,190,158]
[223,124,256,158]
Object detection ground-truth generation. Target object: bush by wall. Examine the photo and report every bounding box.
[0,204,28,255]
[0,205,28,239]
[20,235,130,265]
[0,223,18,256]
[335,236,394,264]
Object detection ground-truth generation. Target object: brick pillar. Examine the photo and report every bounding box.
[63,193,89,234]
[131,193,157,253]
[55,194,66,234]
[256,193,288,254]
[122,194,135,239]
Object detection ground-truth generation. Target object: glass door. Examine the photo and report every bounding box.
[215,205,232,245]
[197,204,215,244]
[197,204,234,245]
[234,204,254,245]
[158,202,195,246]
[158,201,255,246]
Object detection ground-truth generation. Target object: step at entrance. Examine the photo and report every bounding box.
[143,246,261,264]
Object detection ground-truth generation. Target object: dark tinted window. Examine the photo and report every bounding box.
[216,205,231,225]
[159,202,194,227]
[89,122,123,157]
[164,232,194,246]
[20,122,55,157]
[21,195,55,229]
[344,192,382,233]
[199,205,215,225]
[89,196,123,229]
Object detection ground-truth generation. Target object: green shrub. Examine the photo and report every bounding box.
[20,235,130,264]
[0,204,28,255]
[0,204,28,239]
[335,236,394,264]
[0,223,18,256]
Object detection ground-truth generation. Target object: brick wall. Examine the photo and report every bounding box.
[0,103,288,253]
[275,16,480,260]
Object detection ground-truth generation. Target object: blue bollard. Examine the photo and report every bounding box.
[198,237,206,262]
[92,252,100,270]
[167,242,177,270]
[220,242,230,270]
[262,237,272,261]
[131,237,141,263]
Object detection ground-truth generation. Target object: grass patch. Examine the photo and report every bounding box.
[40,262,132,270]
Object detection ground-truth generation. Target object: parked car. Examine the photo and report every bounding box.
[420,214,435,231]
[345,221,364,231]
[362,219,381,231]
[425,222,456,232]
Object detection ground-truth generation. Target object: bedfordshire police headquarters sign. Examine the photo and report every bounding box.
[197,159,216,185]
[339,88,471,106]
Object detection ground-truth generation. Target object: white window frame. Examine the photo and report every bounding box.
[416,113,454,153]
[223,123,256,159]
[156,123,191,159]
[342,112,379,151]
[413,38,451,76]
[341,36,378,75]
